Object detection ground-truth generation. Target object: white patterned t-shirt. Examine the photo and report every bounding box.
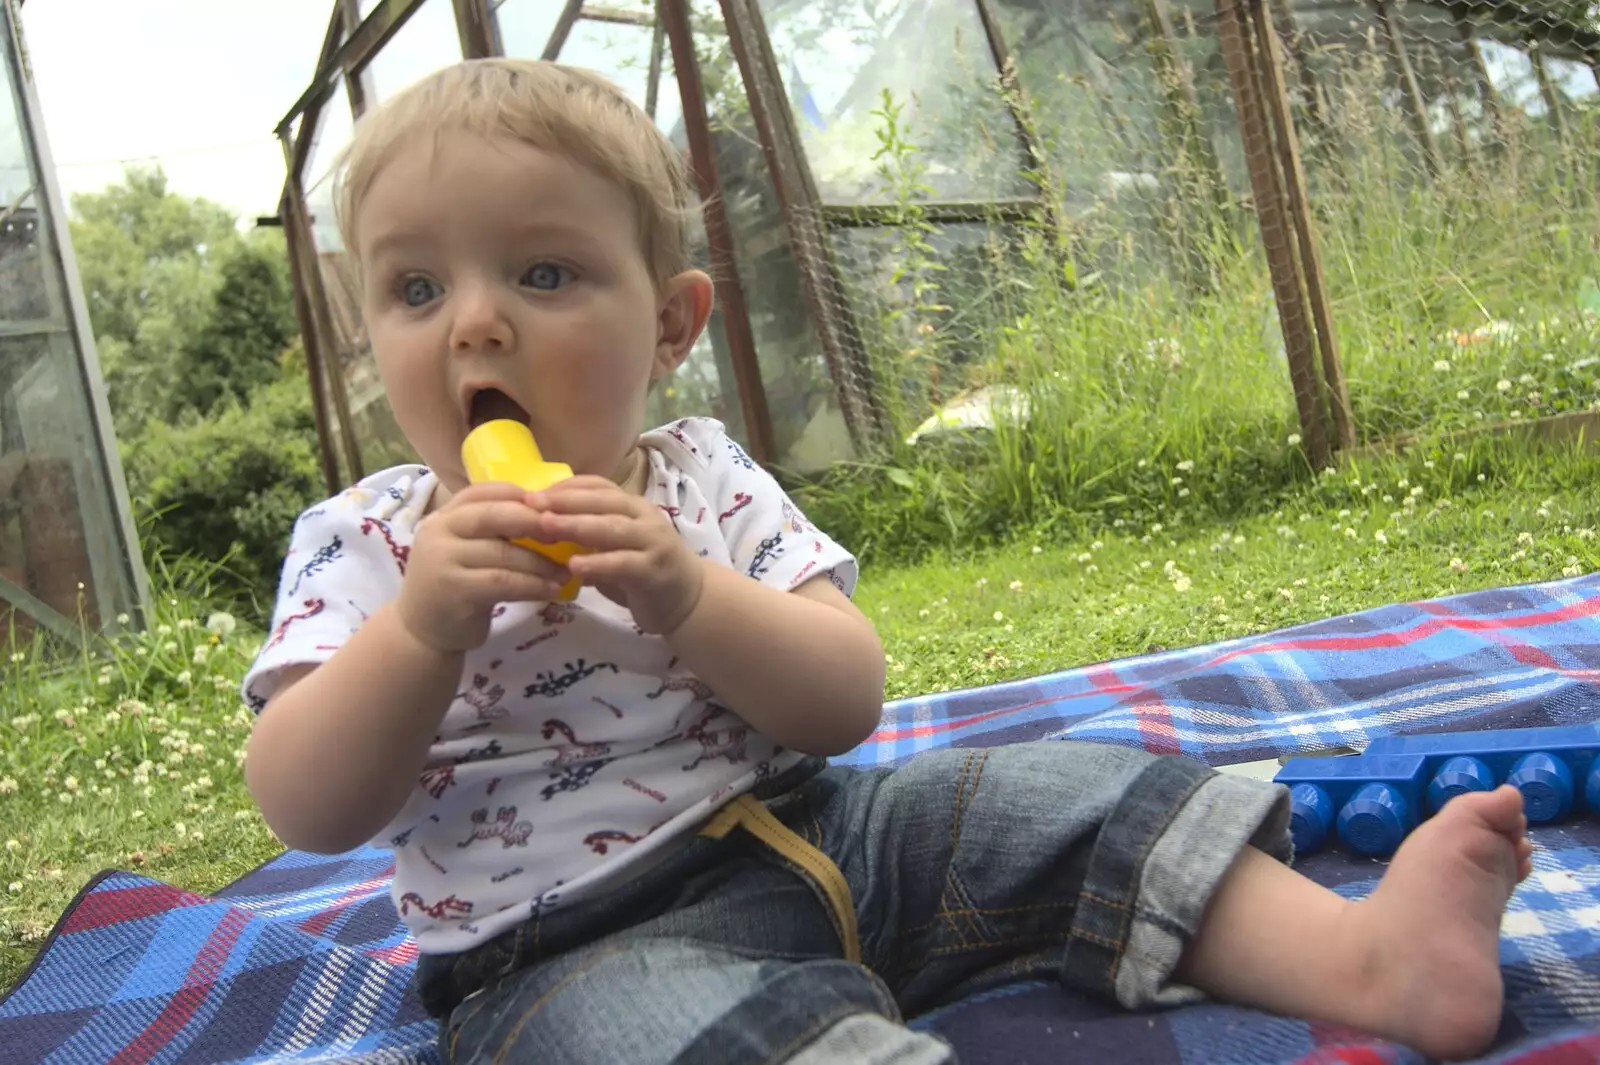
[241,418,858,954]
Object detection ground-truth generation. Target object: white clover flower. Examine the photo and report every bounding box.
[1433,359,1451,372]
[1176,460,1195,473]
[1173,577,1192,593]
[1374,530,1388,545]
[1497,379,1513,393]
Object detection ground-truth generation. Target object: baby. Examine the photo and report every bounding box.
[243,58,1532,1064]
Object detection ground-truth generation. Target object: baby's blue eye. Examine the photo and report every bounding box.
[400,277,440,307]
[523,263,570,291]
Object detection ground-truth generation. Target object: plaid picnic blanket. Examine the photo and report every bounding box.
[5,574,1600,1064]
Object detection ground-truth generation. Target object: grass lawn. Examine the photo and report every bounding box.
[2,451,1598,989]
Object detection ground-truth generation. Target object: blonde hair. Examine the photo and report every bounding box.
[334,58,697,286]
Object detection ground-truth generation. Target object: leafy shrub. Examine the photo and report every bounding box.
[121,373,323,617]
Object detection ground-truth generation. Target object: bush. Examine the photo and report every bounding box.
[121,372,323,617]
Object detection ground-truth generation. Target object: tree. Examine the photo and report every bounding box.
[173,233,298,417]
[69,167,241,438]
[69,168,321,613]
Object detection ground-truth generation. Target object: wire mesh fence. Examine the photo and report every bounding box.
[688,0,1600,479]
[281,0,1600,495]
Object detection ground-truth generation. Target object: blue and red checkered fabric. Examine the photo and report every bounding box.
[5,574,1600,1064]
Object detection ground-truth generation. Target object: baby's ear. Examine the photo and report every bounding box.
[654,270,715,378]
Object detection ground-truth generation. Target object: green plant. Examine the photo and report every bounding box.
[120,373,323,618]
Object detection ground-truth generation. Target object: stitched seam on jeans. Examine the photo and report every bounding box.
[950,754,971,854]
[448,985,499,1061]
[924,931,1071,958]
[1096,765,1211,985]
[934,871,986,951]
[489,941,634,1065]
[1082,890,1132,913]
[907,899,1075,936]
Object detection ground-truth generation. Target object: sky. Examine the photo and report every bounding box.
[20,0,334,222]
[15,0,687,226]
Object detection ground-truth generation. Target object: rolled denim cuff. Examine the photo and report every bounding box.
[1061,756,1292,1008]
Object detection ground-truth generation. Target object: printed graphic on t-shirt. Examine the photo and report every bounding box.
[241,418,859,954]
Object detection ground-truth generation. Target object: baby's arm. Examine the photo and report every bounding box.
[665,565,884,756]
[245,606,463,854]
[246,481,569,854]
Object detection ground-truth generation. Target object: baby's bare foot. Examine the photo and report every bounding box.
[1351,784,1530,1060]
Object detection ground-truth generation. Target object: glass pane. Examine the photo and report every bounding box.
[0,12,139,638]
[496,0,565,58]
[833,220,1017,435]
[0,203,50,322]
[1546,56,1598,105]
[303,161,415,478]
[366,0,464,104]
[0,53,49,325]
[498,2,681,134]
[359,0,385,16]
[562,20,682,133]
[0,332,134,634]
[645,191,747,442]
[755,0,1031,206]
[303,80,355,191]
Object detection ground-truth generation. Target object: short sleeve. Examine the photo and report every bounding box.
[240,468,431,713]
[659,419,858,598]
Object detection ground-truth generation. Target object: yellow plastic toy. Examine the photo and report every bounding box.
[461,419,584,601]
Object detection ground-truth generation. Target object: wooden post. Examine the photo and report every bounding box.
[1529,41,1570,146]
[1373,0,1444,176]
[1250,0,1354,451]
[279,188,342,494]
[1456,15,1504,136]
[644,13,666,121]
[453,0,499,59]
[542,0,585,60]
[972,0,1072,253]
[282,142,364,484]
[1216,0,1330,469]
[659,0,777,464]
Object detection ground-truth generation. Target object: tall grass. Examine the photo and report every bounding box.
[797,26,1600,566]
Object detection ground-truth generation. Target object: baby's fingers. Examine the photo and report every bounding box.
[443,499,549,544]
[458,567,568,606]
[455,538,572,585]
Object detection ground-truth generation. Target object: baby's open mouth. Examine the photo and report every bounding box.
[468,388,531,429]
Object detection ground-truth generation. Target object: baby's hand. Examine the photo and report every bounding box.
[525,476,703,635]
[397,482,572,653]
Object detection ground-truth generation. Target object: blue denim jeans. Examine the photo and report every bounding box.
[415,741,1292,1064]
